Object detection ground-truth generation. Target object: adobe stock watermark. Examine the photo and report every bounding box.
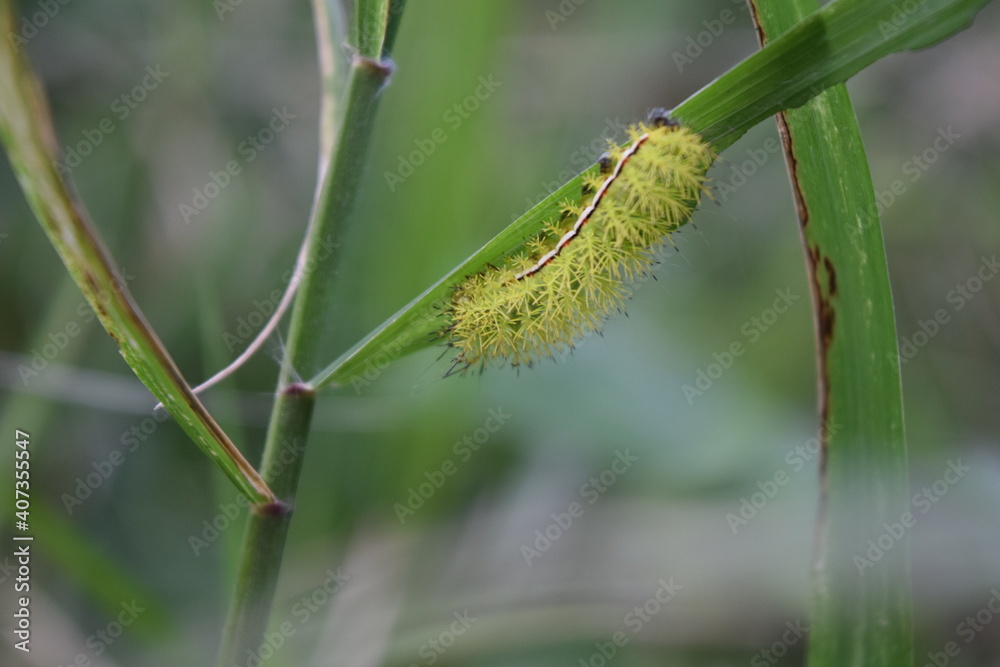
[577,577,682,666]
[682,288,800,405]
[222,234,339,354]
[854,458,970,576]
[726,421,841,535]
[521,449,638,566]
[17,267,135,386]
[213,0,245,21]
[878,0,935,39]
[383,74,502,191]
[348,340,405,394]
[873,126,961,216]
[891,255,998,368]
[672,0,749,72]
[545,0,588,30]
[511,116,631,223]
[714,136,783,203]
[179,106,297,223]
[61,406,171,514]
[7,0,73,52]
[351,0,407,53]
[237,567,351,667]
[394,407,511,523]
[288,567,351,625]
[56,599,144,667]
[750,619,809,666]
[850,125,962,244]
[0,556,17,586]
[54,65,170,176]
[348,295,451,394]
[408,610,478,667]
[189,439,307,556]
[921,587,1000,667]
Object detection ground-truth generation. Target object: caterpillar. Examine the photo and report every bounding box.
[442,109,715,374]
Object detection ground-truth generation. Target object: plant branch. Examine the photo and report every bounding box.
[215,1,403,663]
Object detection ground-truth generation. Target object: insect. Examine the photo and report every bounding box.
[442,109,714,374]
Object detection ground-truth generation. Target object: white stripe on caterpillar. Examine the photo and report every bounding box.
[514,133,651,281]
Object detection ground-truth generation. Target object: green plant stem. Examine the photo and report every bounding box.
[216,385,315,667]
[284,56,395,380]
[749,1,911,665]
[215,21,399,666]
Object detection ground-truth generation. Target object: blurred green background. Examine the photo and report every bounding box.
[1,0,999,665]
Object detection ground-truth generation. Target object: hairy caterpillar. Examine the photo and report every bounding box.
[442,110,714,374]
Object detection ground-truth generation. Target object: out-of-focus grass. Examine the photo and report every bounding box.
[0,1,274,504]
[0,1,998,665]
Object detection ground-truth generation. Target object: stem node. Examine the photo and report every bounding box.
[252,500,293,518]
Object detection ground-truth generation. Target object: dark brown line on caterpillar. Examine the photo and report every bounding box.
[513,133,652,281]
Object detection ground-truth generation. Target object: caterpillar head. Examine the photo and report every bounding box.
[647,107,679,129]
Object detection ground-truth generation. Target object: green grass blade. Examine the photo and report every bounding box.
[28,502,171,633]
[749,1,911,665]
[353,0,407,59]
[310,0,992,389]
[380,0,408,58]
[676,0,991,148]
[0,2,272,504]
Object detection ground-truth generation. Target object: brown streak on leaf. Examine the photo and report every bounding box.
[823,255,839,296]
[746,0,768,46]
[778,117,835,513]
[776,113,811,229]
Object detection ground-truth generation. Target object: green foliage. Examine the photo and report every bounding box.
[311,0,994,390]
[0,0,995,665]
